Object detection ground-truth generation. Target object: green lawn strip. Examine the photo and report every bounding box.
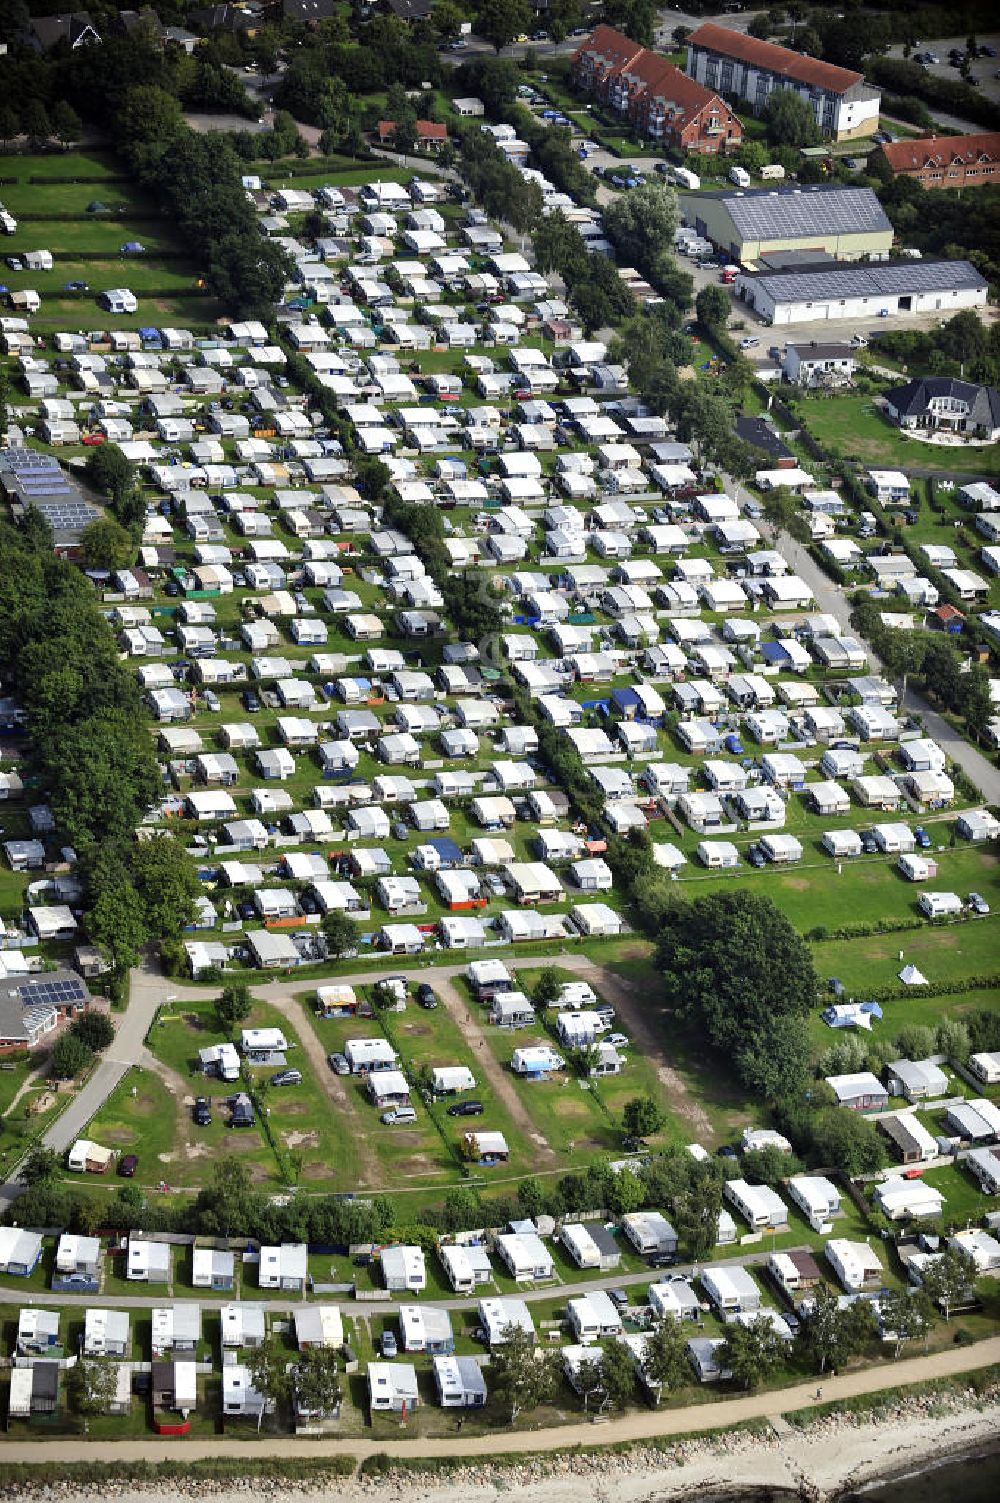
[676,847,1000,934]
[812,920,1000,992]
[87,1067,180,1179]
[795,392,1000,478]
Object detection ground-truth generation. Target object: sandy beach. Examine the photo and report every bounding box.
[3,1389,997,1503]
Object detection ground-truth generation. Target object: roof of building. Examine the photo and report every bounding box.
[885,377,1000,428]
[744,257,986,306]
[691,185,890,241]
[880,130,1000,172]
[687,21,865,94]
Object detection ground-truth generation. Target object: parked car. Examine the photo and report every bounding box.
[242,689,261,713]
[380,1328,398,1358]
[416,983,438,1009]
[270,1068,302,1087]
[914,826,932,849]
[607,1032,629,1050]
[608,1288,630,1309]
[194,1097,212,1126]
[968,891,990,915]
[328,1052,349,1074]
[446,1100,484,1117]
[63,279,88,291]
[381,1106,417,1126]
[860,830,878,854]
[739,336,760,349]
[650,1252,677,1269]
[118,1154,138,1177]
[746,843,766,867]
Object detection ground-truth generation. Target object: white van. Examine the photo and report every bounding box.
[672,166,701,191]
[729,165,751,188]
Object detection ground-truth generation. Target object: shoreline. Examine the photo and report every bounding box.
[1,1393,998,1503]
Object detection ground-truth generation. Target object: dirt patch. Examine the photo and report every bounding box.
[783,877,811,891]
[434,977,558,1165]
[391,1131,422,1147]
[183,1012,213,1033]
[401,1023,432,1036]
[102,1127,135,1144]
[222,1132,266,1154]
[277,1099,308,1116]
[184,1142,210,1160]
[283,1129,320,1149]
[158,1151,176,1163]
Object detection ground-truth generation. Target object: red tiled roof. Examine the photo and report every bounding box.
[572,23,643,72]
[620,55,726,117]
[879,130,1000,171]
[377,118,447,141]
[687,21,863,94]
[934,604,965,622]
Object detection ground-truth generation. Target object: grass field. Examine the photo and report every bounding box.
[793,393,1000,477]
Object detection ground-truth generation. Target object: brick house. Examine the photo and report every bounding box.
[572,25,742,154]
[377,119,448,152]
[875,132,1000,189]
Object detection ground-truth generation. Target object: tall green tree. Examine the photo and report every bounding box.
[130,835,200,941]
[490,1324,559,1423]
[642,1316,690,1399]
[321,910,360,960]
[218,983,253,1032]
[293,1347,343,1417]
[68,1359,119,1420]
[476,0,532,53]
[656,890,817,1098]
[920,1246,977,1321]
[718,1314,786,1390]
[622,1095,665,1142]
[246,1336,290,1429]
[596,1337,637,1411]
[797,1282,876,1373]
[764,88,821,147]
[80,517,134,572]
[880,1289,935,1358]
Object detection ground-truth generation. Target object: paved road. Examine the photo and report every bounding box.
[0,1336,995,1463]
[727,476,1000,805]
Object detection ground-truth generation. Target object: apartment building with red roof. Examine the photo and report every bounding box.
[685,22,880,141]
[572,25,742,155]
[875,131,1000,189]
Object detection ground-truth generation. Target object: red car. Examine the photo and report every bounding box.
[81,433,105,445]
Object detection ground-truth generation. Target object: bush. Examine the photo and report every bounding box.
[71,1011,115,1052]
[49,1031,93,1080]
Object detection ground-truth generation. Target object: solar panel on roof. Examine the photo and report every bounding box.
[17,978,87,1005]
[752,257,986,305]
[725,186,891,241]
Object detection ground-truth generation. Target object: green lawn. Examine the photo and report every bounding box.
[794,392,1000,477]
[87,1067,180,1182]
[812,919,1000,992]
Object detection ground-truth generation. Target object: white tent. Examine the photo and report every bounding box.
[898,964,929,987]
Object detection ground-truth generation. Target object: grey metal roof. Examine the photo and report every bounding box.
[714,186,891,240]
[749,258,987,306]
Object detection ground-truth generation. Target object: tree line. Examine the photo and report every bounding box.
[0,517,199,990]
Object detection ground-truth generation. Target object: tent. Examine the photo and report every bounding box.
[899,964,929,987]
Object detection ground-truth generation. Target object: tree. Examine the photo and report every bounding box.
[734,139,769,176]
[50,1031,94,1080]
[490,1324,559,1423]
[321,909,360,960]
[130,835,200,942]
[293,1346,343,1417]
[246,1336,292,1429]
[811,1108,884,1176]
[20,1146,61,1186]
[51,101,82,151]
[21,99,51,150]
[642,1316,690,1399]
[695,283,730,332]
[217,982,252,1032]
[797,1282,876,1373]
[880,1288,935,1358]
[85,864,149,973]
[68,1359,118,1421]
[476,0,532,53]
[920,1245,977,1321]
[71,1011,115,1053]
[603,177,679,281]
[622,1095,665,1142]
[0,106,20,148]
[431,0,465,39]
[206,234,294,320]
[84,444,137,516]
[195,1156,263,1240]
[573,1351,605,1411]
[596,1337,636,1411]
[719,1313,785,1390]
[530,967,561,1009]
[936,1018,970,1063]
[672,1167,724,1262]
[656,891,817,1099]
[761,485,798,536]
[764,88,821,147]
[80,517,134,573]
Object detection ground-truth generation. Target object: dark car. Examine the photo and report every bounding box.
[716,1144,739,1159]
[242,689,261,713]
[119,1154,138,1177]
[447,1100,484,1117]
[914,826,932,849]
[650,1251,678,1268]
[328,1052,349,1075]
[194,1096,212,1125]
[270,1068,303,1087]
[64,279,89,292]
[860,830,878,854]
[416,983,438,1009]
[608,1288,630,1309]
[746,844,766,868]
